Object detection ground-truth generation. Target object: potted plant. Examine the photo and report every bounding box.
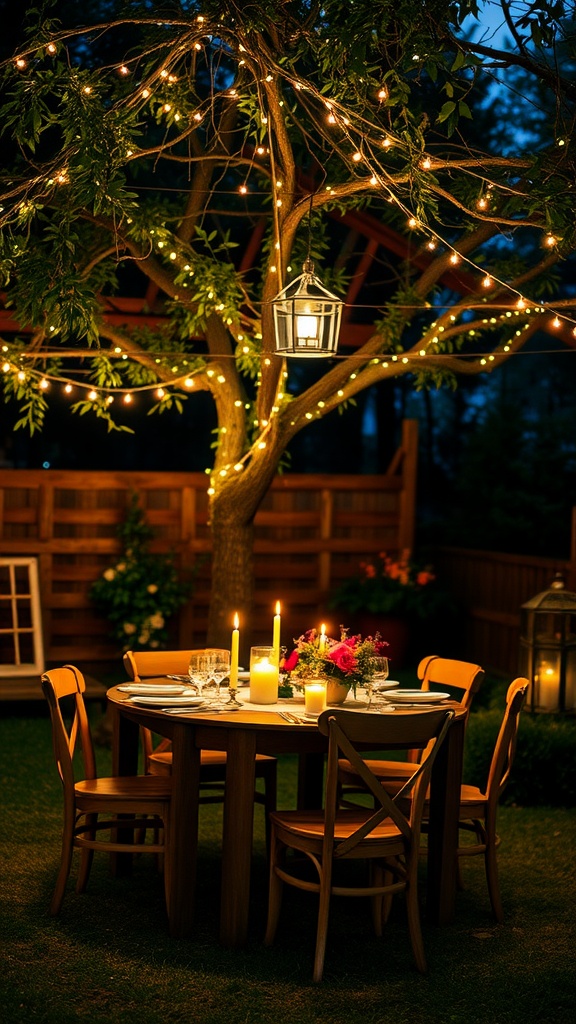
[328,550,454,666]
[90,495,193,652]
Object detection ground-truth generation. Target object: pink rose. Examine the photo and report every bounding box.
[328,642,357,674]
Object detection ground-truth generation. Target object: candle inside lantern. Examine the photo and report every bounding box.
[249,646,279,704]
[304,682,327,715]
[537,659,559,710]
[230,613,240,690]
[272,600,281,665]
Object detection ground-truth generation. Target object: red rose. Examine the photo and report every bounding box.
[283,649,299,672]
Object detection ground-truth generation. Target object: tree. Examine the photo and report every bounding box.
[0,0,574,643]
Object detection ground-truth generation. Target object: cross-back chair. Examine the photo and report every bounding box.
[264,706,455,983]
[41,664,172,917]
[123,649,277,824]
[438,676,529,921]
[338,655,484,803]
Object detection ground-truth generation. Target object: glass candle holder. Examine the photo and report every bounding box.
[249,646,279,704]
[304,681,327,715]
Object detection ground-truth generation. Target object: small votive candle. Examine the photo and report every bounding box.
[304,682,327,715]
[249,646,279,704]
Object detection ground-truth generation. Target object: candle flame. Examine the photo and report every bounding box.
[275,600,281,615]
[320,623,326,634]
[233,612,239,629]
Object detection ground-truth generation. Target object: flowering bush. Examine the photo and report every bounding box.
[282,627,388,693]
[90,495,192,652]
[329,549,447,620]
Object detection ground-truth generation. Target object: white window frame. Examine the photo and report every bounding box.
[0,556,45,676]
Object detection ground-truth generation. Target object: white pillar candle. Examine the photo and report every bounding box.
[249,647,279,704]
[304,682,327,715]
[230,613,240,690]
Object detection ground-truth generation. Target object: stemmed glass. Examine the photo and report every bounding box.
[367,656,390,707]
[204,647,231,704]
[188,651,213,700]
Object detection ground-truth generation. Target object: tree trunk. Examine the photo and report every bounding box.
[208,505,255,658]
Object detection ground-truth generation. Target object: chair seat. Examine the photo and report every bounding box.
[148,749,276,773]
[75,775,172,801]
[339,757,417,783]
[270,808,406,847]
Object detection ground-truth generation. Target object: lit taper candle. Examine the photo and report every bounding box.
[230,612,240,690]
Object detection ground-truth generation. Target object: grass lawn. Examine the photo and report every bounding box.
[1,701,575,1024]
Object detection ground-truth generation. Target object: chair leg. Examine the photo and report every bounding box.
[370,862,384,937]
[312,865,332,984]
[76,848,94,894]
[264,829,284,946]
[485,839,504,923]
[50,835,74,916]
[263,763,278,859]
[405,860,427,974]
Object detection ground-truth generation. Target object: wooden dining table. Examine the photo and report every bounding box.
[107,686,467,946]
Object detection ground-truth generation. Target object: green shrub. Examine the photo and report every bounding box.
[464,708,576,807]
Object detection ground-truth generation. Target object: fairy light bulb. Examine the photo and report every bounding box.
[516,297,526,310]
[64,383,72,394]
[408,217,418,229]
[16,57,26,69]
[477,196,488,210]
[47,43,57,55]
[123,393,133,404]
[88,390,97,401]
[352,151,362,162]
[449,253,460,264]
[156,388,165,398]
[551,316,561,328]
[421,157,431,170]
[545,234,557,247]
[482,275,493,289]
[119,65,129,76]
[39,378,49,390]
[378,87,388,100]
[17,370,26,382]
[142,88,151,98]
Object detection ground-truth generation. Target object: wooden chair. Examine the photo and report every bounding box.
[123,649,277,823]
[264,706,455,982]
[338,655,484,801]
[438,676,529,922]
[41,665,172,916]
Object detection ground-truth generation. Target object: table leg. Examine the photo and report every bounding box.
[219,729,257,947]
[165,723,201,938]
[426,711,465,925]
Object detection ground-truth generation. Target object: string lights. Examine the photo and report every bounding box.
[1,11,574,488]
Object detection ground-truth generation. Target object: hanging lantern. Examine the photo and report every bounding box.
[271,259,343,358]
[519,574,576,714]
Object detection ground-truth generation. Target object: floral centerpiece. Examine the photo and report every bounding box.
[282,627,388,698]
[329,549,445,620]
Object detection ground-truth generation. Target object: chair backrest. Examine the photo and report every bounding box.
[41,665,96,788]
[318,707,455,856]
[418,655,484,711]
[484,677,529,809]
[123,649,206,681]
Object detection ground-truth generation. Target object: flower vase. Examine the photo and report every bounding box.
[326,679,351,705]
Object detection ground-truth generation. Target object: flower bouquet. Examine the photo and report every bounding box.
[282,627,388,697]
[329,549,445,620]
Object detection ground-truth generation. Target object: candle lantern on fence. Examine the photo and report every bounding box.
[519,574,576,714]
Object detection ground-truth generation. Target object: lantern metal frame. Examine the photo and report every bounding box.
[271,258,344,358]
[519,574,576,714]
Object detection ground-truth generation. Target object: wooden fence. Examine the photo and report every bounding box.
[432,518,576,677]
[0,420,418,673]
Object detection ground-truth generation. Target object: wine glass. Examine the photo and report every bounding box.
[204,647,231,703]
[367,656,390,707]
[188,651,213,699]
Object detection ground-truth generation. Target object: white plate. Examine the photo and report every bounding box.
[373,679,402,691]
[381,689,450,704]
[128,692,203,706]
[118,684,188,695]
